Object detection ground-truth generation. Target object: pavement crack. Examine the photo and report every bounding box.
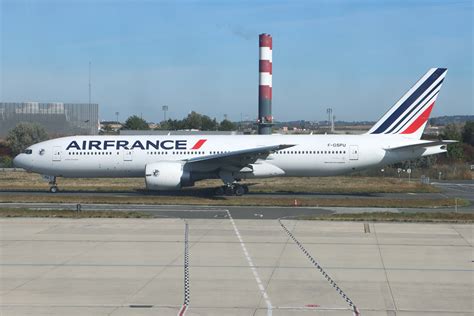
[451,225,472,247]
[253,219,293,315]
[373,223,398,311]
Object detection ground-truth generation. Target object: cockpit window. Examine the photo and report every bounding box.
[23,149,33,154]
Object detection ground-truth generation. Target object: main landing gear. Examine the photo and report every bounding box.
[214,183,249,196]
[49,176,59,193]
[216,170,249,196]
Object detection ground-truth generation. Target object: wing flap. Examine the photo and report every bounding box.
[184,144,294,172]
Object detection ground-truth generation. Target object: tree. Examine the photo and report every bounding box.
[218,119,236,131]
[441,123,463,160]
[182,111,218,130]
[184,111,203,130]
[0,156,13,168]
[123,115,149,130]
[201,116,218,131]
[156,112,219,131]
[461,121,474,146]
[6,122,49,156]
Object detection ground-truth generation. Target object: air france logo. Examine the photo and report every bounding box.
[66,139,207,151]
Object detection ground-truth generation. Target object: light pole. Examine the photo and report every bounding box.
[115,112,119,123]
[162,105,168,122]
[326,108,334,132]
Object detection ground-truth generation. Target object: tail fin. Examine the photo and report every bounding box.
[368,68,447,139]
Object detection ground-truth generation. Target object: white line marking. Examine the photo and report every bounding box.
[226,210,273,316]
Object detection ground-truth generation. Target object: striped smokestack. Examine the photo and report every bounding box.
[258,33,273,135]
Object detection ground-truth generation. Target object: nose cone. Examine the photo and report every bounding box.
[13,154,26,169]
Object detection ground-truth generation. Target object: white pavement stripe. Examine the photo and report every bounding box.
[226,210,273,316]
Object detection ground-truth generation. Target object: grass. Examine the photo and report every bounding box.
[0,194,468,208]
[0,170,463,209]
[299,212,474,223]
[0,208,152,218]
[1,208,472,223]
[0,170,440,194]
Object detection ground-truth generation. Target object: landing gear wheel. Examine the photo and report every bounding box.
[47,176,58,193]
[234,185,245,196]
[224,186,235,196]
[242,184,249,194]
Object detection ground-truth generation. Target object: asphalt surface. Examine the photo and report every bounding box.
[0,203,472,219]
[431,180,474,204]
[0,190,454,200]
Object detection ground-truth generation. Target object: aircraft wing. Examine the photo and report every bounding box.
[184,144,295,172]
[384,140,457,151]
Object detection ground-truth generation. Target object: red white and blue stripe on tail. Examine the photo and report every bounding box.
[368,68,447,139]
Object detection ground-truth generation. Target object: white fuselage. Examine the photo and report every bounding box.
[13,134,444,179]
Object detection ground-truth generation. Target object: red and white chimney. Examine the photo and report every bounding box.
[258,33,273,134]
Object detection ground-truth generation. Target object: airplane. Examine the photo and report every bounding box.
[13,68,455,195]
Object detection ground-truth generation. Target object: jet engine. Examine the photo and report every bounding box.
[145,162,192,190]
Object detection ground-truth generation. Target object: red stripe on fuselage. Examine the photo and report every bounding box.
[401,102,435,134]
[191,139,207,150]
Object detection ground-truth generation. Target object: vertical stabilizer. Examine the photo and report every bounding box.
[368,68,447,139]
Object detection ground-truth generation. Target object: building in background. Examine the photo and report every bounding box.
[0,102,98,138]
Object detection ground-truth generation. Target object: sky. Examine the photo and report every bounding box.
[1,0,472,123]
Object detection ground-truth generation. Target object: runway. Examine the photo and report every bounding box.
[1,217,472,315]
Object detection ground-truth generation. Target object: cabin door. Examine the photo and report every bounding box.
[349,145,359,160]
[52,146,61,161]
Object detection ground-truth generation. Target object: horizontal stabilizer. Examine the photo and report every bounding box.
[384,140,457,151]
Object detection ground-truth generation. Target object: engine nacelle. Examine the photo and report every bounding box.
[145,162,190,190]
